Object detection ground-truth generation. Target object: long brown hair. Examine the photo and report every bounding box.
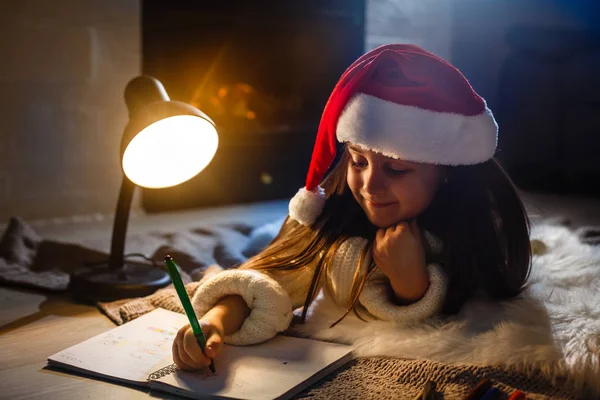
[419,159,532,314]
[241,145,531,319]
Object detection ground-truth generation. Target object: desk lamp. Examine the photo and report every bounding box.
[70,76,218,303]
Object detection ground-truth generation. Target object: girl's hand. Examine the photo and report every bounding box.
[172,319,224,371]
[372,219,429,302]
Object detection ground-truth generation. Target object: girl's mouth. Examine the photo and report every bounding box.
[366,200,397,208]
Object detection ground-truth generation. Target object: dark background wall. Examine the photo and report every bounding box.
[450,0,600,194]
[450,0,593,109]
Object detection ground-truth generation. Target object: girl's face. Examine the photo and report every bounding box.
[346,145,445,228]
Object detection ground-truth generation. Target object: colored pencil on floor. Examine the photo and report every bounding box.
[480,387,502,400]
[414,380,439,400]
[463,378,493,400]
[508,390,527,400]
[422,380,436,400]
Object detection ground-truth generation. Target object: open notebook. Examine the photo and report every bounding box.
[47,308,354,400]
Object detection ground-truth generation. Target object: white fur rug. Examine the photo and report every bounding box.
[290,224,600,397]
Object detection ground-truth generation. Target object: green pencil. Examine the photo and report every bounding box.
[164,255,216,373]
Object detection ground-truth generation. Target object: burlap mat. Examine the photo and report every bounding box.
[99,281,203,325]
[294,357,579,400]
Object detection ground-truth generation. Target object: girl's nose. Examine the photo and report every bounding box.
[363,167,386,195]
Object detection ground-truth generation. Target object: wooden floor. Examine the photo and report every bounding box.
[0,193,598,399]
[0,287,155,399]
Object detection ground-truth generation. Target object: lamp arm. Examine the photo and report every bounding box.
[108,175,136,270]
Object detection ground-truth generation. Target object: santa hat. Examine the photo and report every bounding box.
[289,44,498,226]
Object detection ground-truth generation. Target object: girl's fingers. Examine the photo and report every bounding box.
[173,325,209,370]
[390,222,408,239]
[409,219,422,243]
[205,331,223,359]
[172,341,196,371]
[178,337,203,368]
[183,328,210,366]
[175,325,187,343]
[173,326,193,368]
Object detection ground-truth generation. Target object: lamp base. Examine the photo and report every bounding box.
[69,261,171,303]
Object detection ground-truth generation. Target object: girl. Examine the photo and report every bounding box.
[172,44,531,371]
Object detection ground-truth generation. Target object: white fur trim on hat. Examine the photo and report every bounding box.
[336,94,498,165]
[289,186,326,226]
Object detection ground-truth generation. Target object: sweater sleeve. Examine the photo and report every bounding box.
[359,263,448,323]
[190,267,313,345]
[326,235,448,323]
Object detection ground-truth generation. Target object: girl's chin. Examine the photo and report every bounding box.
[361,204,411,228]
[366,214,404,229]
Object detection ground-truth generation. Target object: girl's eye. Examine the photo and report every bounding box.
[387,166,410,175]
[350,160,367,168]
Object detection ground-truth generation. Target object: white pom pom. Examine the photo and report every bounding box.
[288,186,326,226]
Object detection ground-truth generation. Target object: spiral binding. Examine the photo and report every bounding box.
[148,363,179,380]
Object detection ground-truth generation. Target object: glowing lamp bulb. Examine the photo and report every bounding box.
[122,115,218,188]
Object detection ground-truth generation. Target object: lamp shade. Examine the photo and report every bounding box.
[119,77,218,189]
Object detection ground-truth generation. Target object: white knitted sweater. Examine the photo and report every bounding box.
[191,233,448,345]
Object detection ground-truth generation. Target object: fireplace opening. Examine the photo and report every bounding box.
[141,0,365,212]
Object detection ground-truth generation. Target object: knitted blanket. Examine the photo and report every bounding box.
[0,216,283,291]
[1,216,599,399]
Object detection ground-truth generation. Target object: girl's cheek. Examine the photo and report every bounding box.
[347,171,362,191]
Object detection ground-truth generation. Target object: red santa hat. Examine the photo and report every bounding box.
[289,44,498,226]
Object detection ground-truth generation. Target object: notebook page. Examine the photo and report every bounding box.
[151,335,353,400]
[48,308,188,385]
